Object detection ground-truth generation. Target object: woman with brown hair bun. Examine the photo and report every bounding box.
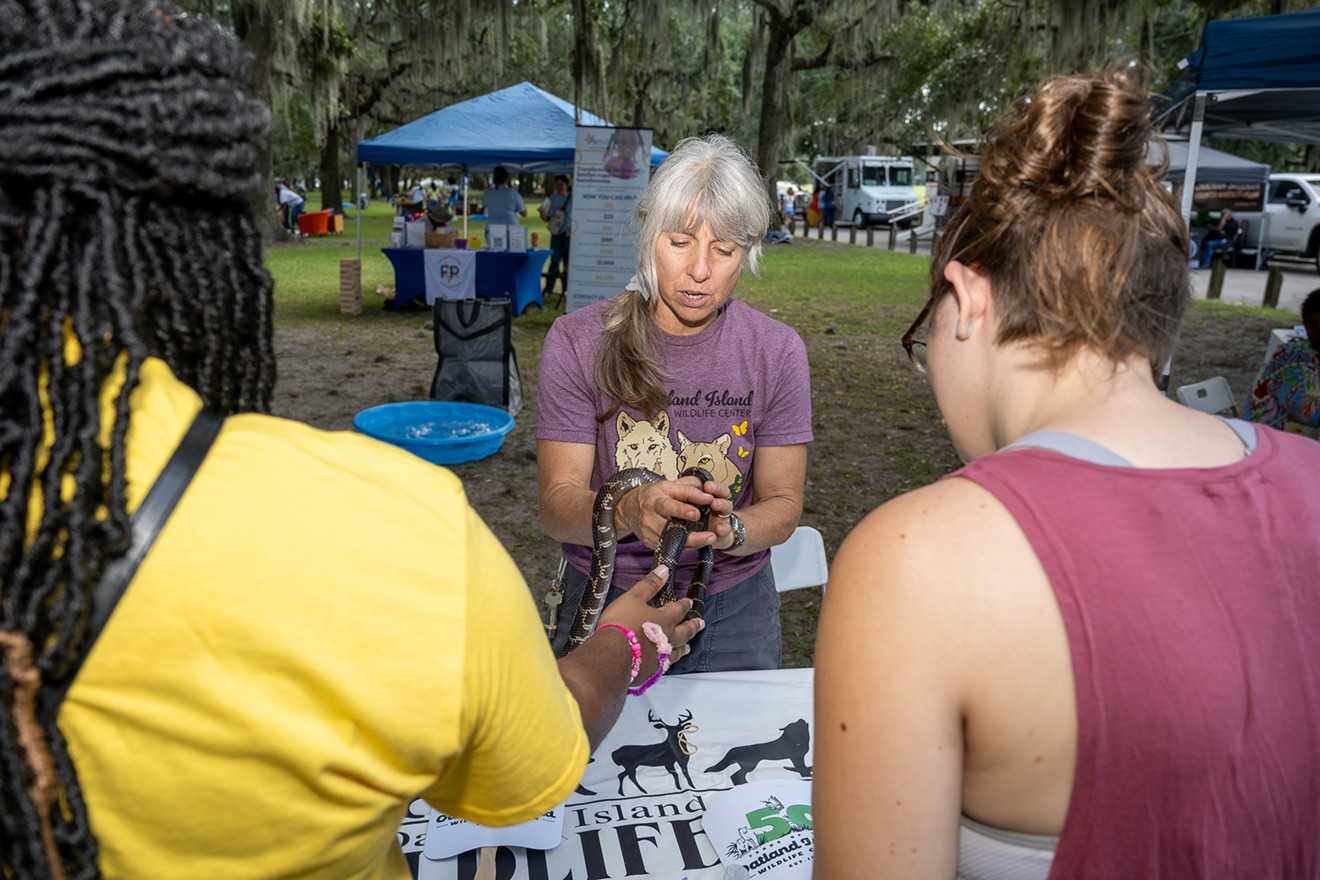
[814,66,1320,878]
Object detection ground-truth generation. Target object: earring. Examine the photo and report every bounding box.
[960,316,974,338]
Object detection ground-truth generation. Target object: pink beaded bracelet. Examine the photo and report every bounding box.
[627,621,674,696]
[595,623,641,684]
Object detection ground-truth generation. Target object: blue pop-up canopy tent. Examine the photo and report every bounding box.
[355,82,666,245]
[1154,7,1320,224]
[357,81,667,173]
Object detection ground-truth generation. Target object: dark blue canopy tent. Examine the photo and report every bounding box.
[1154,138,1270,186]
[1151,137,1271,213]
[1154,7,1320,224]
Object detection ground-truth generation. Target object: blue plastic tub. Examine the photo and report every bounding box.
[353,401,515,465]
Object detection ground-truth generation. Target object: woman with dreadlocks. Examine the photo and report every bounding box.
[0,2,701,877]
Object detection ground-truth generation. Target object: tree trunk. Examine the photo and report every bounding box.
[346,117,365,206]
[233,4,280,242]
[319,124,343,212]
[755,13,798,224]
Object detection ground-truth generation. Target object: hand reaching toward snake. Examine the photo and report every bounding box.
[597,564,706,675]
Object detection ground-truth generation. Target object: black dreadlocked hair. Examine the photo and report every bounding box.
[0,1,275,876]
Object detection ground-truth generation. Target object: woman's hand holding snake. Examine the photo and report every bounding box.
[598,565,705,677]
[617,475,734,550]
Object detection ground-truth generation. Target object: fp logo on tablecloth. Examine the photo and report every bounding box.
[439,258,463,282]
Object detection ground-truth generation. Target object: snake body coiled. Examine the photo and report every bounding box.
[565,466,716,653]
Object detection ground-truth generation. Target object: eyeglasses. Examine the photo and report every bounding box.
[901,297,935,374]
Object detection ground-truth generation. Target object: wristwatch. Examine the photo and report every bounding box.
[727,513,746,551]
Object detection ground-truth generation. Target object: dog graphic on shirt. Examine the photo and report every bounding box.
[614,410,679,479]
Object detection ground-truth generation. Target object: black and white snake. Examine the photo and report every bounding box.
[564,466,716,653]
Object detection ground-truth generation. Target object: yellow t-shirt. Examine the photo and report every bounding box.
[58,359,589,878]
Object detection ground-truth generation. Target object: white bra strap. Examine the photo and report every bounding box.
[1001,430,1135,467]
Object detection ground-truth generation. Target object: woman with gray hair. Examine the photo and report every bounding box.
[537,133,813,672]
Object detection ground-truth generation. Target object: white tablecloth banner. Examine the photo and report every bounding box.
[400,667,816,880]
[424,248,477,304]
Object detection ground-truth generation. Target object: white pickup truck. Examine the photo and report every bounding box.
[1236,173,1320,274]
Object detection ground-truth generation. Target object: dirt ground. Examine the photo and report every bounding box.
[270,242,1297,668]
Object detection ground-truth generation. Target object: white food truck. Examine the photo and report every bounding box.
[811,155,920,228]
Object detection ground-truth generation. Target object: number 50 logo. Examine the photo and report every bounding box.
[745,799,812,845]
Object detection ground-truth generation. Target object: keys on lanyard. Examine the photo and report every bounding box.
[542,557,568,640]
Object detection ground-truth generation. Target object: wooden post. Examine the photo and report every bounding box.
[338,258,362,315]
[1263,267,1283,309]
[931,229,940,255]
[888,224,898,251]
[908,227,918,254]
[831,223,838,242]
[848,224,856,245]
[866,227,874,247]
[1207,258,1225,300]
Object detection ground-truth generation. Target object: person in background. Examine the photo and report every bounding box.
[0,2,702,877]
[538,133,813,673]
[482,165,526,226]
[820,184,837,229]
[425,181,440,209]
[781,185,797,227]
[814,66,1320,878]
[1198,206,1239,268]
[539,174,573,296]
[276,179,304,234]
[408,180,425,210]
[1244,287,1320,438]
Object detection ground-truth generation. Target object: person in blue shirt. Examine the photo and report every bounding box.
[481,165,526,226]
[820,184,837,229]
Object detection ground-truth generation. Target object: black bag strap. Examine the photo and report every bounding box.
[435,297,512,342]
[45,408,223,717]
[453,298,483,329]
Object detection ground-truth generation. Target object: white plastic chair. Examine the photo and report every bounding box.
[1175,376,1239,417]
[769,526,828,594]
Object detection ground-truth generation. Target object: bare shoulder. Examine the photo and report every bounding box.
[833,477,1027,592]
[824,476,1051,657]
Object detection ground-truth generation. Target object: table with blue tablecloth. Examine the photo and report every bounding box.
[382,247,549,315]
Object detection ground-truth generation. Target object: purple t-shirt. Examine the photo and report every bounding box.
[956,426,1320,877]
[537,296,813,596]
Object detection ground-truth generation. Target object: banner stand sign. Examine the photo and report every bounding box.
[566,126,652,312]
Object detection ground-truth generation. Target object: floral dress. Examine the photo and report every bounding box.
[1244,338,1320,436]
